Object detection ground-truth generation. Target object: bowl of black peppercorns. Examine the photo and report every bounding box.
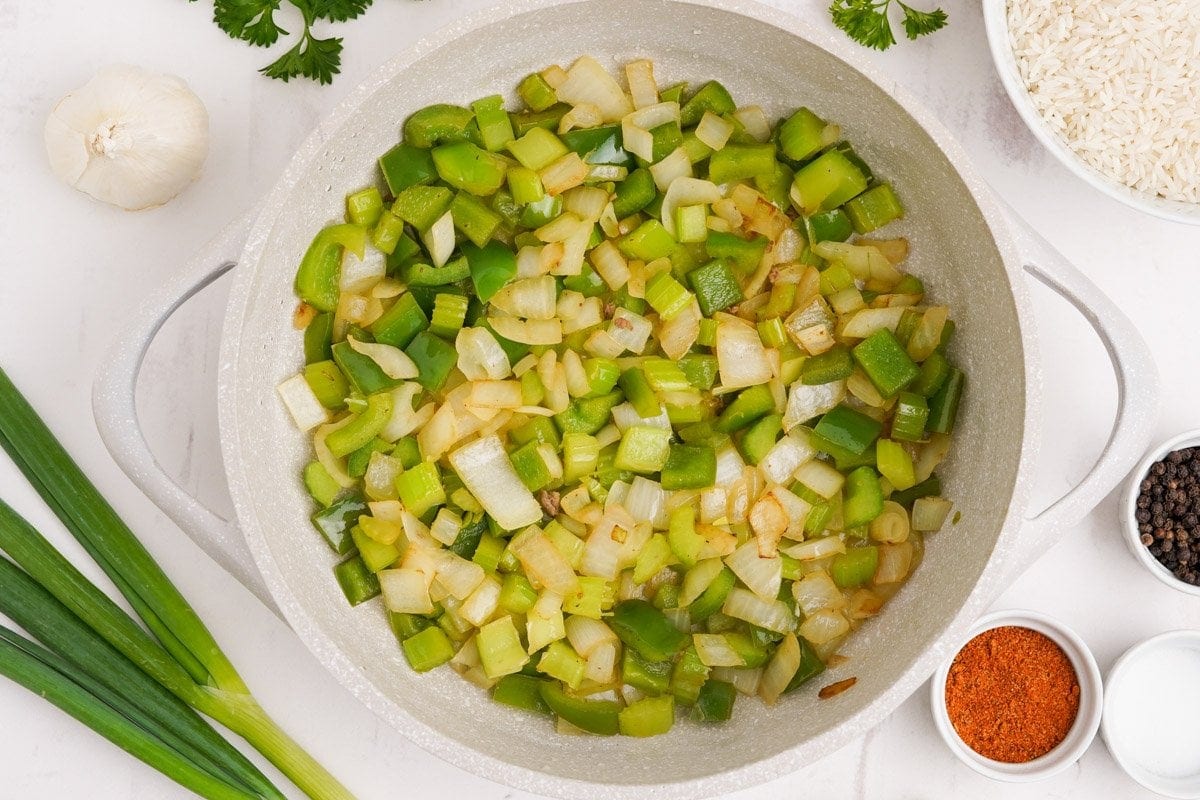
[1121,431,1200,596]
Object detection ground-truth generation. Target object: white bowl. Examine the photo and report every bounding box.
[1118,430,1200,597]
[981,0,1200,226]
[929,609,1103,782]
[1103,630,1200,799]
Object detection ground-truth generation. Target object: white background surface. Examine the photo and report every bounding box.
[1,0,1198,798]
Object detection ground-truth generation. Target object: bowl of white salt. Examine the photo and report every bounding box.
[983,0,1200,225]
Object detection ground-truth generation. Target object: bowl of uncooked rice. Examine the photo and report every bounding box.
[984,0,1200,224]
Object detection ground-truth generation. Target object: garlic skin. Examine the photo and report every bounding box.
[44,65,209,211]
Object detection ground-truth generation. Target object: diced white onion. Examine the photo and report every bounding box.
[557,56,633,122]
[277,374,329,432]
[624,477,668,529]
[561,349,589,397]
[421,210,455,268]
[562,296,603,334]
[660,177,722,239]
[679,559,724,606]
[783,381,846,432]
[875,541,914,584]
[799,609,850,646]
[584,640,618,684]
[435,551,486,600]
[379,568,433,614]
[783,536,846,561]
[527,591,567,653]
[759,433,815,485]
[696,111,734,150]
[488,316,563,345]
[430,507,462,546]
[611,402,671,432]
[490,275,558,320]
[722,587,795,633]
[340,247,386,293]
[584,329,626,358]
[558,102,604,133]
[625,59,659,109]
[456,327,512,381]
[713,666,762,696]
[312,418,355,488]
[912,496,953,531]
[347,336,418,380]
[608,308,652,354]
[541,153,589,197]
[589,240,631,290]
[364,451,403,500]
[793,570,846,615]
[725,541,782,601]
[793,459,845,498]
[915,434,952,482]
[649,148,693,191]
[537,350,569,414]
[694,634,746,667]
[732,106,771,143]
[715,314,773,390]
[759,633,800,705]
[460,575,502,627]
[869,501,911,543]
[448,436,543,531]
[841,307,907,339]
[563,185,610,223]
[565,615,618,657]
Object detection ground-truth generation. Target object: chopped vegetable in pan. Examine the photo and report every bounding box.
[282,56,965,737]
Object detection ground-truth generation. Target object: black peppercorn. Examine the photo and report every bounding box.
[1137,447,1200,586]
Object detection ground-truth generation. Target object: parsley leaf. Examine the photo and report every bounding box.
[261,29,343,85]
[307,0,374,23]
[899,2,948,40]
[213,0,286,47]
[828,0,946,51]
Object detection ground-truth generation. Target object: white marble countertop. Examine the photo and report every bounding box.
[2,0,1198,797]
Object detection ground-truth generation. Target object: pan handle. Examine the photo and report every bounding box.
[91,212,279,613]
[1004,203,1159,575]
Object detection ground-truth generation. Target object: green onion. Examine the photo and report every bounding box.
[0,367,351,800]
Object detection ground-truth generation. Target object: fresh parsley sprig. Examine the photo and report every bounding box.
[207,0,373,84]
[829,0,948,51]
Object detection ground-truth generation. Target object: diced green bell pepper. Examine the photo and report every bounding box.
[805,208,854,243]
[777,107,827,162]
[927,367,964,434]
[458,240,518,304]
[739,414,782,465]
[853,329,919,398]
[492,674,553,715]
[371,293,429,349]
[404,331,457,392]
[784,637,827,692]
[680,81,736,127]
[346,187,383,227]
[432,141,508,196]
[392,185,454,232]
[304,312,335,364]
[619,219,677,261]
[687,259,743,316]
[691,679,736,722]
[332,341,400,395]
[404,104,474,148]
[311,495,367,555]
[801,345,855,385]
[890,474,942,507]
[830,544,879,588]
[688,566,735,623]
[842,467,884,527]
[791,150,869,215]
[613,167,656,217]
[844,183,904,234]
[303,360,348,410]
[450,191,502,247]
[295,224,367,312]
[303,461,341,507]
[326,392,394,457]
[539,682,620,736]
[891,391,929,442]
[661,444,716,490]
[378,143,438,195]
[715,384,774,433]
[610,599,689,662]
[334,555,380,606]
[670,645,710,705]
[704,231,768,274]
[517,73,558,112]
[814,405,882,457]
[619,696,675,737]
[614,426,672,474]
[708,143,777,184]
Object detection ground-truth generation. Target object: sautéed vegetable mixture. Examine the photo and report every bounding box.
[278,57,964,738]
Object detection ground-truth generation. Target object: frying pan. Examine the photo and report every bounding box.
[93,1,1159,796]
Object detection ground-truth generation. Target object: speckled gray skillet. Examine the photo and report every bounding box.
[93,0,1158,797]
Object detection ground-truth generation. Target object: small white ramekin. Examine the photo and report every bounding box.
[981,0,1200,226]
[1118,429,1200,598]
[929,609,1104,782]
[1103,630,1200,799]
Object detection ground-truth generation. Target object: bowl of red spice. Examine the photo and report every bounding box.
[930,609,1104,782]
[1120,430,1200,596]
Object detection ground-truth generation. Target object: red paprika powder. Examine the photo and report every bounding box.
[944,625,1080,763]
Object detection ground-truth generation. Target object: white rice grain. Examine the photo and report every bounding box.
[1007,0,1200,204]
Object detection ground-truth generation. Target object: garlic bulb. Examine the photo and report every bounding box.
[44,65,209,210]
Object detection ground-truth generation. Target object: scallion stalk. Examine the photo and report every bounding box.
[0,366,352,800]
